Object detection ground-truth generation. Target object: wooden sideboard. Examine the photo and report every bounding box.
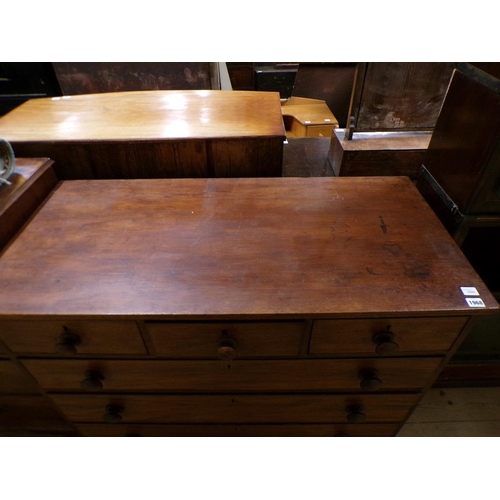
[0,90,285,180]
[0,177,497,437]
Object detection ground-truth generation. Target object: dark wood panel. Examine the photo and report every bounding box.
[423,69,500,213]
[355,62,456,130]
[226,63,255,90]
[328,129,431,179]
[52,62,212,94]
[291,63,356,129]
[77,422,399,437]
[22,358,442,392]
[50,393,420,424]
[209,138,284,177]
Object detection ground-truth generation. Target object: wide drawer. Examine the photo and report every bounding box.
[145,321,304,358]
[309,317,469,356]
[76,422,400,437]
[22,358,442,392]
[50,393,420,424]
[0,320,147,355]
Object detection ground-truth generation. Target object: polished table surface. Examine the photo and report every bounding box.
[0,176,496,319]
[0,91,286,180]
[0,90,285,142]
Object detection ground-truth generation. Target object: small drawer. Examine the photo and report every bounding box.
[0,320,147,355]
[309,317,469,356]
[76,423,400,437]
[21,358,442,392]
[145,321,304,358]
[50,393,420,424]
[0,360,41,394]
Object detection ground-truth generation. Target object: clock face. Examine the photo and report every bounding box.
[0,138,15,184]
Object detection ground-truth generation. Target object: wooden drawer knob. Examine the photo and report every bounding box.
[372,331,399,356]
[103,405,124,423]
[81,370,105,390]
[345,404,366,423]
[217,330,238,360]
[358,369,382,390]
[55,329,81,355]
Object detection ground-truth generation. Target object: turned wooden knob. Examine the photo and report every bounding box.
[372,331,399,356]
[358,369,382,390]
[81,370,105,390]
[103,405,124,423]
[55,330,81,355]
[345,404,366,423]
[216,330,238,360]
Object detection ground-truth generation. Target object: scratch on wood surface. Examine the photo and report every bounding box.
[379,216,388,233]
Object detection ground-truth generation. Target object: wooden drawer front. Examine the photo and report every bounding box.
[51,393,419,424]
[0,396,72,432]
[146,321,304,358]
[309,317,469,355]
[0,361,40,394]
[76,423,399,437]
[22,358,442,392]
[0,320,146,355]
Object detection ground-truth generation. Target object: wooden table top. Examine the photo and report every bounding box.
[0,90,285,143]
[0,176,497,319]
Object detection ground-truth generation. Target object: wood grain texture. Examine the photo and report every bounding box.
[309,317,469,355]
[355,62,456,130]
[328,129,431,179]
[20,358,443,392]
[0,177,496,319]
[0,90,285,141]
[0,91,285,179]
[76,422,399,437]
[49,393,420,424]
[145,321,304,358]
[0,320,146,355]
[0,158,58,251]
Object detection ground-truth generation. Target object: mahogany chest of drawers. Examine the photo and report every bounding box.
[0,177,497,436]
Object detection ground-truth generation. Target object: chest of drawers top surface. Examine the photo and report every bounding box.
[0,90,285,142]
[0,176,496,319]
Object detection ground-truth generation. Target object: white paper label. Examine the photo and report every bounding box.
[461,287,480,296]
[466,297,486,308]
